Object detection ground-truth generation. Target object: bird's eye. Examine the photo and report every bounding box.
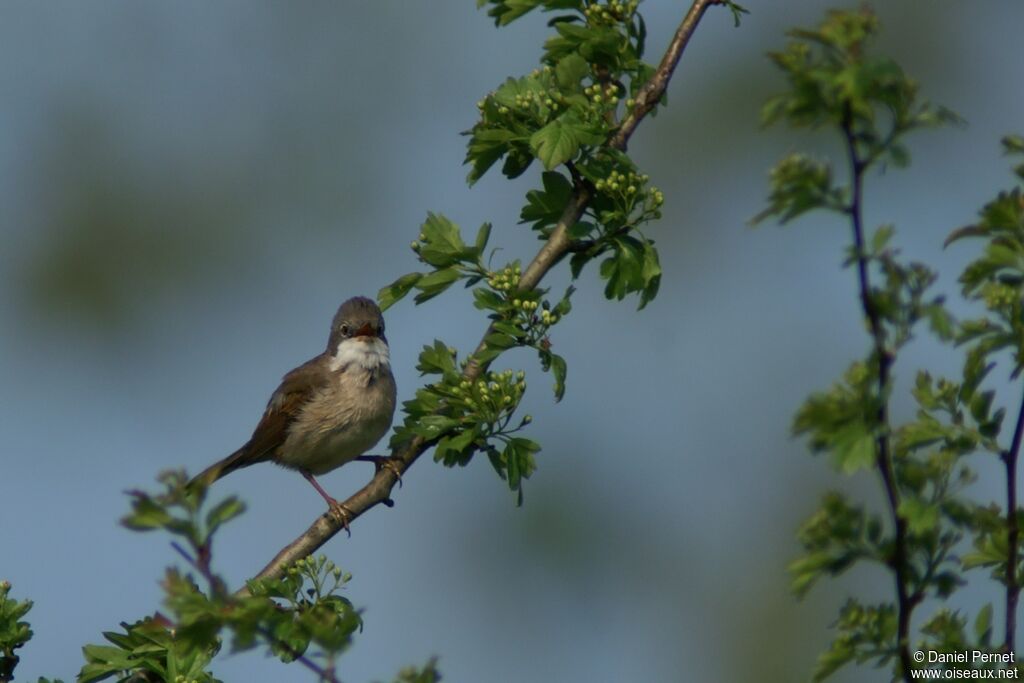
[340,324,350,336]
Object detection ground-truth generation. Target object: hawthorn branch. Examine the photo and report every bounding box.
[841,111,916,682]
[240,0,723,593]
[1002,389,1024,652]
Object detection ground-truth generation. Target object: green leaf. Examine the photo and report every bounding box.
[836,430,875,474]
[473,287,505,312]
[121,494,173,531]
[204,496,246,537]
[378,272,423,312]
[474,222,492,254]
[479,0,580,26]
[753,154,843,225]
[465,127,517,185]
[975,603,993,645]
[897,497,939,534]
[416,340,457,376]
[417,213,468,268]
[434,427,479,466]
[554,53,589,90]
[530,117,580,170]
[413,267,461,304]
[550,353,567,401]
[638,240,661,309]
[521,171,573,231]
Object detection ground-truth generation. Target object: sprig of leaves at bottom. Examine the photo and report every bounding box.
[75,472,440,683]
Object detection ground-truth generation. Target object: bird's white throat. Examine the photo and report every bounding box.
[330,337,390,372]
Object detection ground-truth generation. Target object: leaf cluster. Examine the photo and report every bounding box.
[390,340,539,505]
[0,580,34,683]
[379,0,685,502]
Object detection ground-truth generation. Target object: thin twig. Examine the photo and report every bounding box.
[240,0,723,592]
[1003,391,1024,651]
[841,112,917,681]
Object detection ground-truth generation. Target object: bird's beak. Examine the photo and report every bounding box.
[354,322,377,338]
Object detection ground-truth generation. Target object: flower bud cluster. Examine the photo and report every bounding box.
[488,263,521,291]
[583,82,620,105]
[513,86,563,113]
[982,282,1018,310]
[583,0,639,24]
[593,168,663,208]
[449,369,526,422]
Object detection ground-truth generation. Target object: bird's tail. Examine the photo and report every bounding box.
[187,445,252,491]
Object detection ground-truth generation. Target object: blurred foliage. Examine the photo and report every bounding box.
[55,471,437,683]
[0,580,35,682]
[757,7,1022,681]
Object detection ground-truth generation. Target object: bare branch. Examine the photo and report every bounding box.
[841,109,917,682]
[1003,392,1024,651]
[240,0,723,592]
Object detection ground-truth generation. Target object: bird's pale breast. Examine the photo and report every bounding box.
[277,361,396,475]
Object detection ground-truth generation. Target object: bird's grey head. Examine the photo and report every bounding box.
[327,296,386,352]
[326,297,390,374]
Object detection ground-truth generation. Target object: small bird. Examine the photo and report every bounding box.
[190,296,397,526]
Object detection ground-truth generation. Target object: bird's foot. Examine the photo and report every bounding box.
[326,499,355,537]
[356,455,404,487]
[302,470,356,536]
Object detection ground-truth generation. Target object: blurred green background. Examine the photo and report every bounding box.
[2,2,1022,681]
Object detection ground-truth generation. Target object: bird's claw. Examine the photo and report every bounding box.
[357,455,404,487]
[326,500,354,537]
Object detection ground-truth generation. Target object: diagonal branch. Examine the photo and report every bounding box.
[240,0,724,593]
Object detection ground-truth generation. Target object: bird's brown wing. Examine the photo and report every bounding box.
[190,355,330,486]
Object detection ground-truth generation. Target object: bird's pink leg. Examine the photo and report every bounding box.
[301,470,353,535]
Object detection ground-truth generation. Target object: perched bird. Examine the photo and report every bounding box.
[190,296,397,526]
